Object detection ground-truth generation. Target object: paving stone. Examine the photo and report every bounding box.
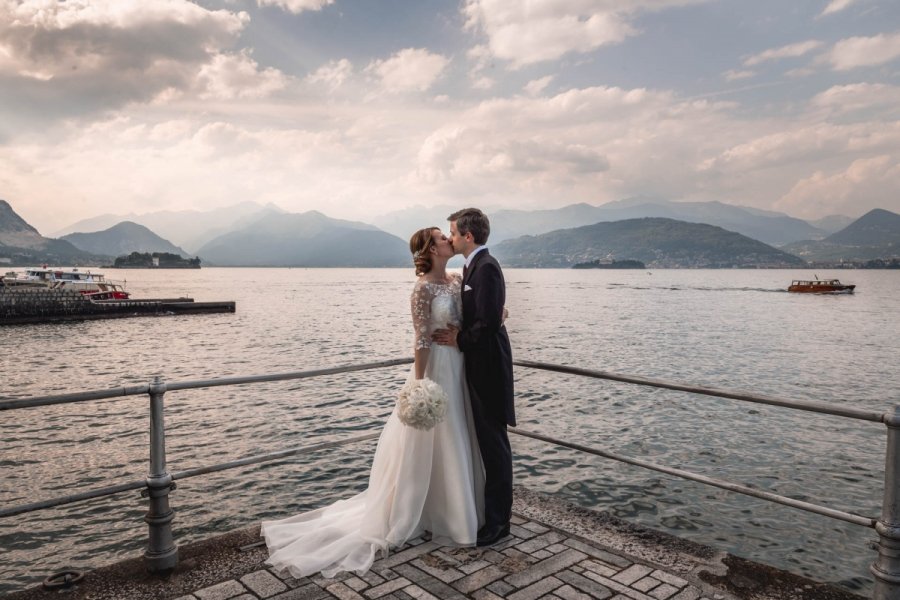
[633,577,662,593]
[505,549,588,588]
[271,583,332,600]
[242,570,289,598]
[392,563,468,600]
[649,583,681,599]
[546,544,568,554]
[487,580,516,596]
[232,596,256,600]
[393,590,414,600]
[670,589,702,600]
[378,569,400,581]
[364,577,412,599]
[563,538,632,568]
[580,560,617,578]
[532,550,553,560]
[579,571,656,600]
[507,576,564,600]
[556,570,613,600]
[516,532,567,555]
[402,584,441,600]
[612,564,654,586]
[345,577,368,592]
[472,589,506,600]
[361,571,386,587]
[327,582,366,600]
[553,584,594,600]
[195,580,249,600]
[411,557,465,583]
[373,542,441,569]
[510,514,526,525]
[650,571,688,589]
[481,549,508,565]
[458,559,492,574]
[493,535,524,551]
[452,565,509,594]
[520,522,550,535]
[509,524,537,540]
[172,596,198,600]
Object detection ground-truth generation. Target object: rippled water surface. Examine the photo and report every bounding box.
[2,268,898,594]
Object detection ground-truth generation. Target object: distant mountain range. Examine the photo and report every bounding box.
[0,199,101,265]
[196,210,410,267]
[6,197,900,268]
[782,209,900,262]
[493,218,806,268]
[375,198,829,247]
[61,221,190,258]
[52,201,279,253]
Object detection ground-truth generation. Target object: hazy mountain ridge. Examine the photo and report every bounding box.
[197,211,408,267]
[493,218,806,268]
[0,200,103,264]
[375,198,830,246]
[781,209,900,262]
[61,222,190,258]
[53,202,280,253]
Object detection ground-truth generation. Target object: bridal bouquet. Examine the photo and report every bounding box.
[396,378,448,430]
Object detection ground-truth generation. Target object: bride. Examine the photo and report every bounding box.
[261,227,485,578]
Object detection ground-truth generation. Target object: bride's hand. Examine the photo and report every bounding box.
[432,325,459,347]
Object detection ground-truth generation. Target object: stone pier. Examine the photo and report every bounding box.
[5,488,864,600]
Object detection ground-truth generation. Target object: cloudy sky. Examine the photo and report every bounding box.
[1,0,899,234]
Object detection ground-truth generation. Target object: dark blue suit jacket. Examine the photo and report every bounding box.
[458,249,515,426]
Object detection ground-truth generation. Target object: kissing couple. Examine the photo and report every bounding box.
[261,207,515,578]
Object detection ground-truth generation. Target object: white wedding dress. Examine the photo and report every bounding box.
[262,274,484,578]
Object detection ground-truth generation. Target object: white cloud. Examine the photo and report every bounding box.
[463,0,712,68]
[820,0,862,17]
[0,0,249,121]
[743,40,823,67]
[306,59,354,91]
[197,51,289,99]
[811,83,900,117]
[777,155,900,218]
[366,48,450,93]
[828,31,900,71]
[724,69,755,81]
[524,76,554,96]
[256,0,333,14]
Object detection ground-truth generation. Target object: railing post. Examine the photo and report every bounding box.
[143,376,178,574]
[872,406,900,599]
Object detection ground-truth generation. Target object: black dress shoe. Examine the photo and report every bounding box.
[476,523,510,547]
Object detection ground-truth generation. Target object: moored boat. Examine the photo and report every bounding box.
[0,266,130,300]
[788,278,855,293]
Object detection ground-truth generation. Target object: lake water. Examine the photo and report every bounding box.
[1,267,898,595]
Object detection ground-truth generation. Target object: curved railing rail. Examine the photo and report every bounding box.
[1,357,898,599]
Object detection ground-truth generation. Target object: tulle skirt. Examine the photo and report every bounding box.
[261,345,484,578]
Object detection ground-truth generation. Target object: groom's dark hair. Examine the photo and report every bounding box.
[448,208,490,244]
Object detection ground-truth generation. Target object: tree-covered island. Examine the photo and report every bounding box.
[111,252,201,269]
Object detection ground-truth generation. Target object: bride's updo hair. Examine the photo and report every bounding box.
[409,227,439,275]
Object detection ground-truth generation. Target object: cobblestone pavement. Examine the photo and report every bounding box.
[176,514,726,600]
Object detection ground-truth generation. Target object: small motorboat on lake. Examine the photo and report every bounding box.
[788,278,855,294]
[1,266,130,300]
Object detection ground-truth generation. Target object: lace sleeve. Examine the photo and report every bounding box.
[411,280,432,350]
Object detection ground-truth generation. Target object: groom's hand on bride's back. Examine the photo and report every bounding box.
[432,325,459,347]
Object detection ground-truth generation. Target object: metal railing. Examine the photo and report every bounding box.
[2,358,899,599]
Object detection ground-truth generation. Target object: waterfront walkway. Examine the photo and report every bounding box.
[7,488,863,600]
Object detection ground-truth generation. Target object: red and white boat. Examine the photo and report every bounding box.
[788,277,855,294]
[0,266,130,300]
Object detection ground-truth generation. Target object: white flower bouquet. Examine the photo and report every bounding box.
[396,377,448,430]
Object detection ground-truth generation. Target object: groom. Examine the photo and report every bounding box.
[433,207,515,547]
